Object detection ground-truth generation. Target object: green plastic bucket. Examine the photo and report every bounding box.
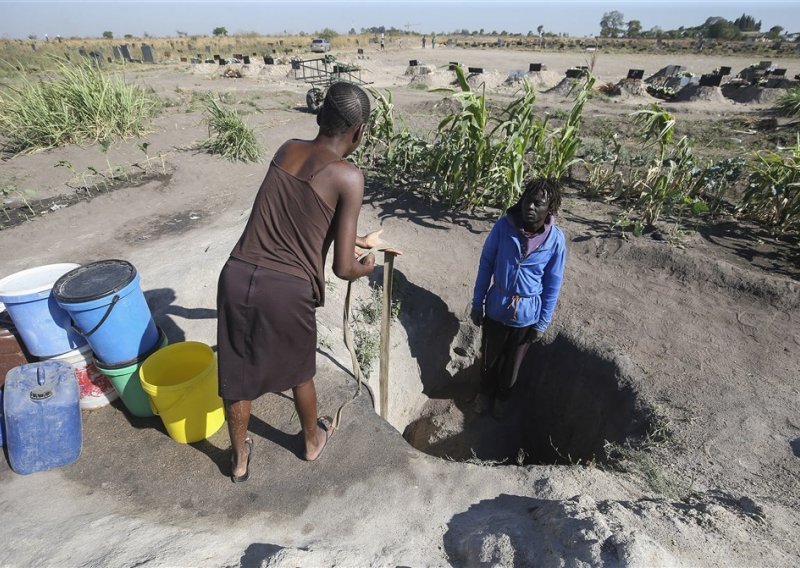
[95,329,168,418]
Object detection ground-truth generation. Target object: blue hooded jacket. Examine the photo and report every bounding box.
[471,214,566,331]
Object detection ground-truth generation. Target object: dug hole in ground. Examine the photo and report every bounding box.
[0,47,798,567]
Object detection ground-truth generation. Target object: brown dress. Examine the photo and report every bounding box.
[217,157,337,401]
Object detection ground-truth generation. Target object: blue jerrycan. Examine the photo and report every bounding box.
[4,361,82,475]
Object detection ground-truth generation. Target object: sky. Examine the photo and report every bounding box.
[2,1,799,39]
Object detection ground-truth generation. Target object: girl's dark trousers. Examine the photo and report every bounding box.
[479,316,537,400]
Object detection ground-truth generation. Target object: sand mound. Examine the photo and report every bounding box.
[466,71,507,91]
[258,64,293,79]
[408,70,457,90]
[188,61,293,80]
[524,70,562,89]
[405,64,436,76]
[417,96,463,115]
[673,84,728,103]
[603,78,654,100]
[545,77,582,96]
[188,62,219,75]
[722,84,786,104]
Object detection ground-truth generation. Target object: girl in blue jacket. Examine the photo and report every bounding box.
[471,178,567,418]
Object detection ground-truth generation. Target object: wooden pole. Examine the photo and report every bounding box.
[379,252,396,420]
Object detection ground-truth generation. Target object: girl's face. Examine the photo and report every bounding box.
[521,189,550,232]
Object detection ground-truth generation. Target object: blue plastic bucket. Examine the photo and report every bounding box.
[53,260,159,366]
[0,264,86,358]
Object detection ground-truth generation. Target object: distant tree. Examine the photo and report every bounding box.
[703,17,740,40]
[626,19,642,37]
[600,11,625,38]
[733,13,761,31]
[102,31,113,39]
[348,27,357,35]
[316,28,339,40]
[479,28,485,35]
[176,30,188,37]
[212,27,228,37]
[27,34,37,40]
[537,25,544,36]
[766,25,784,39]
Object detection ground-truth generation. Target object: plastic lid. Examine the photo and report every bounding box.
[0,263,81,299]
[53,260,137,303]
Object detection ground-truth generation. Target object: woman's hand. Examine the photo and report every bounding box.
[357,228,403,256]
[358,228,384,249]
[360,252,375,269]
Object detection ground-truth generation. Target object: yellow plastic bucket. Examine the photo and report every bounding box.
[138,342,224,443]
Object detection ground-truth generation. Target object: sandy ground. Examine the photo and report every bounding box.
[1,46,799,566]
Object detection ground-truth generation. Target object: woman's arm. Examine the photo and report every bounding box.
[331,165,375,281]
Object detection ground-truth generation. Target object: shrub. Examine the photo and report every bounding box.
[0,59,159,153]
[740,135,800,232]
[201,96,263,163]
[775,87,800,118]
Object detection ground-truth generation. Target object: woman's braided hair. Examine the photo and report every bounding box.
[316,82,371,135]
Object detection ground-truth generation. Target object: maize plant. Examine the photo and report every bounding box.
[538,74,595,180]
[427,65,491,206]
[633,136,705,227]
[740,135,800,232]
[356,68,593,211]
[632,103,676,162]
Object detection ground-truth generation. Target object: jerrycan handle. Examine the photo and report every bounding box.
[31,365,54,401]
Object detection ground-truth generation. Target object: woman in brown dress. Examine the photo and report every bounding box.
[217,82,383,481]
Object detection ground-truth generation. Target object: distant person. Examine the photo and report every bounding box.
[380,33,385,50]
[431,33,436,49]
[470,178,567,419]
[422,36,426,49]
[217,82,392,482]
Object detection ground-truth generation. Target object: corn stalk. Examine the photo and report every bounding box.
[740,135,800,232]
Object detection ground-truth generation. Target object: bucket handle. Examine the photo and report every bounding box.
[147,388,193,417]
[73,294,120,338]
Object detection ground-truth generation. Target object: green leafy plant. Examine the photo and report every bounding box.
[351,283,400,378]
[740,135,800,232]
[696,157,746,214]
[201,96,263,163]
[358,70,593,211]
[774,87,800,118]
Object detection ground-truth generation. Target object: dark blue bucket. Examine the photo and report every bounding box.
[53,260,159,366]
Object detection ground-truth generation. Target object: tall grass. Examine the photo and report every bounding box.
[201,96,263,162]
[775,87,800,118]
[0,58,159,153]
